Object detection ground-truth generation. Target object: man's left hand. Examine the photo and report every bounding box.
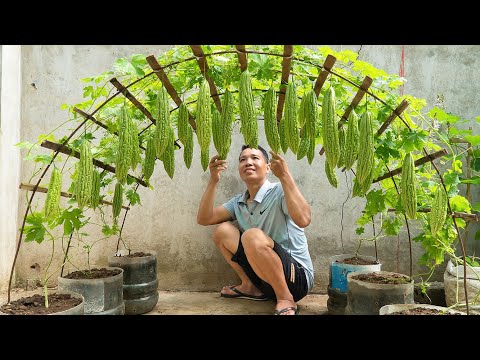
[269,151,290,181]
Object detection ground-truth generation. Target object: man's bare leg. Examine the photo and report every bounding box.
[241,228,297,315]
[212,222,264,297]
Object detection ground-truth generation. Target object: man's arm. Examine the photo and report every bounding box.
[197,155,233,226]
[269,151,311,228]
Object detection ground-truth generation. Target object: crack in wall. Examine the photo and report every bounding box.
[357,45,363,59]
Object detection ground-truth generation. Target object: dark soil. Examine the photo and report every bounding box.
[0,293,82,315]
[63,267,121,279]
[337,257,379,265]
[390,307,461,315]
[126,252,152,258]
[352,272,411,284]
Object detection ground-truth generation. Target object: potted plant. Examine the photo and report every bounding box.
[1,289,84,315]
[379,303,465,315]
[345,270,414,315]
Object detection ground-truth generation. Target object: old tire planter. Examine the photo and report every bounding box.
[345,270,414,315]
[328,254,381,315]
[108,250,159,315]
[379,303,466,315]
[58,266,125,315]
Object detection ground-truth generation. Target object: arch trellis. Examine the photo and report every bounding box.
[9,45,474,313]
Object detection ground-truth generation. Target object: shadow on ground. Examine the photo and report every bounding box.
[147,291,328,315]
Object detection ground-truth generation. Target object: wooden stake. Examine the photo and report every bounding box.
[372,149,448,183]
[235,45,248,72]
[320,76,372,155]
[276,45,294,122]
[146,55,197,130]
[376,99,409,136]
[19,183,130,210]
[313,55,336,98]
[189,45,222,112]
[41,140,148,187]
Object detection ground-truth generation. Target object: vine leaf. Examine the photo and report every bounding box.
[24,212,46,244]
[60,208,84,236]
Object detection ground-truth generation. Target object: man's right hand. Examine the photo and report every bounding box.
[209,155,228,183]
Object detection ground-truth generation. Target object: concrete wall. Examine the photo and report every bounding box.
[2,45,479,294]
[0,46,22,293]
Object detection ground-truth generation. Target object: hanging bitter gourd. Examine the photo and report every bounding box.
[344,110,359,171]
[352,162,376,198]
[200,147,210,172]
[303,89,318,141]
[217,88,234,160]
[160,125,175,179]
[356,111,374,184]
[44,166,62,220]
[325,160,338,188]
[307,136,316,165]
[322,87,339,168]
[284,81,300,154]
[337,126,346,169]
[115,106,133,184]
[130,116,141,172]
[263,87,281,154]
[143,133,156,181]
[154,86,171,158]
[112,181,123,222]
[90,169,101,209]
[76,140,94,210]
[184,125,194,169]
[279,116,288,154]
[430,186,448,234]
[239,70,258,148]
[177,102,189,145]
[297,94,307,129]
[297,133,310,160]
[196,80,212,152]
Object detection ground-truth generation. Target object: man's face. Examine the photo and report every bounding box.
[238,148,270,183]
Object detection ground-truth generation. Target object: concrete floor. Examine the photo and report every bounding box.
[147,290,328,315]
[1,288,329,315]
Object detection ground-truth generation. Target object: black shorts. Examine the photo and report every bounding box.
[231,235,309,302]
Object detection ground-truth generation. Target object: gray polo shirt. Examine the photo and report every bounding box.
[222,179,314,291]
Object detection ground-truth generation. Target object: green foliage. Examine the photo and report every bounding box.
[24,212,46,244]
[18,44,480,293]
[125,189,141,206]
[59,208,86,236]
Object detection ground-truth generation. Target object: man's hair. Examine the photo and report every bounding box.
[239,144,269,163]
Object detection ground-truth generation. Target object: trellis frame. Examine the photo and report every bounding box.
[9,45,470,312]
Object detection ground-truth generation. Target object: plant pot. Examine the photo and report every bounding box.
[444,260,480,314]
[0,289,84,315]
[108,250,159,315]
[345,270,414,315]
[58,266,125,315]
[379,303,466,315]
[414,281,446,307]
[327,254,381,315]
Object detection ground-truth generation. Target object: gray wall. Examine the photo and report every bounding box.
[1,45,479,294]
[0,46,22,293]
